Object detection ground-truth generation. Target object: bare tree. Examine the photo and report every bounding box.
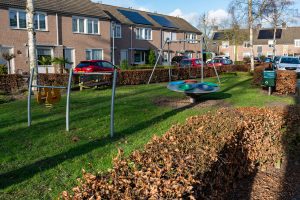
[26,0,37,72]
[261,0,294,57]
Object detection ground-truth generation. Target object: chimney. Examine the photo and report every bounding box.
[282,22,287,29]
[256,24,262,30]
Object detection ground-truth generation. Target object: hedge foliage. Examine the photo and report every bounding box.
[62,106,300,199]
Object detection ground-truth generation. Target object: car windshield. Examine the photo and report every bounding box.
[77,62,96,68]
[280,57,300,64]
[213,59,222,63]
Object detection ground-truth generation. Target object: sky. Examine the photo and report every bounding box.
[95,0,300,27]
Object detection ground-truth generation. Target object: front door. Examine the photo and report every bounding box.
[120,49,128,64]
[64,48,75,69]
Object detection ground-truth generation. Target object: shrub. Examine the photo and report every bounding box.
[148,49,156,66]
[243,56,251,63]
[62,106,300,199]
[0,64,8,75]
[120,59,129,70]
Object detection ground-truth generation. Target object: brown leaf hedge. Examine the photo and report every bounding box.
[62,106,300,199]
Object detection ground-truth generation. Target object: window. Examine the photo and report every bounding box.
[243,41,250,48]
[243,52,251,58]
[34,12,47,31]
[134,51,146,64]
[9,9,27,29]
[186,33,197,43]
[135,28,152,40]
[268,40,274,48]
[111,23,122,38]
[222,41,229,48]
[85,49,103,60]
[72,17,99,34]
[164,32,177,42]
[295,39,300,47]
[37,47,53,66]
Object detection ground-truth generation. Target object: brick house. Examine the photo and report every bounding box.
[212,25,300,61]
[0,0,201,74]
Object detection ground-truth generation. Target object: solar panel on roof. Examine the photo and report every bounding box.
[118,9,152,25]
[258,29,282,39]
[148,14,178,28]
[213,32,225,40]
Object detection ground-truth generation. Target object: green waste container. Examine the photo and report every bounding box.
[263,70,276,87]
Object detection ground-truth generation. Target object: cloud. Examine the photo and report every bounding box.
[207,9,230,24]
[169,9,199,27]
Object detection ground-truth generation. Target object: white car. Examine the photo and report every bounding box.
[277,57,300,73]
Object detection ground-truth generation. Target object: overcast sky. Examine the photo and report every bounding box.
[95,0,300,27]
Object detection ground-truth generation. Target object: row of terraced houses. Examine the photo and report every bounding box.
[0,0,201,74]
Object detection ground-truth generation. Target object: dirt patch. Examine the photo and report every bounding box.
[152,97,232,109]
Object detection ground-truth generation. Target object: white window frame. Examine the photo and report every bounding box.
[186,33,197,43]
[243,52,251,58]
[72,16,100,35]
[9,8,27,29]
[164,32,177,41]
[135,27,152,40]
[222,41,229,48]
[243,41,250,48]
[111,23,122,38]
[295,39,300,47]
[34,12,48,31]
[85,49,103,60]
[268,40,274,48]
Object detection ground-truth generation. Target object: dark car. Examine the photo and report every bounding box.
[179,58,203,68]
[171,56,188,66]
[74,60,115,73]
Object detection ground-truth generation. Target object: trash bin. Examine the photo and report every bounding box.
[263,69,276,87]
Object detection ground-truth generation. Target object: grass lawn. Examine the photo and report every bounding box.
[0,72,295,199]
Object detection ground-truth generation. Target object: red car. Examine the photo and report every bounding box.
[207,58,233,67]
[74,60,115,73]
[179,58,203,68]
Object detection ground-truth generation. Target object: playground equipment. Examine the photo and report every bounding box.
[148,36,220,84]
[28,67,118,137]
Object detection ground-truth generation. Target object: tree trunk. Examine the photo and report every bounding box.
[26,0,37,71]
[249,0,255,71]
[273,26,277,58]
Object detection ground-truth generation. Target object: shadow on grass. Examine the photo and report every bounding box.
[0,101,197,189]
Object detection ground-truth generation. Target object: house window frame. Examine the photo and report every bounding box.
[34,12,48,31]
[111,23,122,38]
[9,8,27,29]
[85,49,103,60]
[268,40,274,48]
[243,41,251,48]
[36,46,54,66]
[72,16,100,35]
[186,33,197,43]
[295,39,300,47]
[222,41,230,48]
[135,27,152,40]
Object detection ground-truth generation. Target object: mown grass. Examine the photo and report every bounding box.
[0,73,295,199]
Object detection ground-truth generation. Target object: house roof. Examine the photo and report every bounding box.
[0,0,110,19]
[98,3,201,34]
[212,27,300,45]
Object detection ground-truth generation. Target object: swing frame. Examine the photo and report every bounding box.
[147,36,221,84]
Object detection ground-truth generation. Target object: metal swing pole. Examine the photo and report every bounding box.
[201,36,204,83]
[28,68,34,127]
[148,39,168,84]
[110,67,117,138]
[66,68,73,132]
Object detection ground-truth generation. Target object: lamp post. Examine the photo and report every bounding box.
[112,21,115,65]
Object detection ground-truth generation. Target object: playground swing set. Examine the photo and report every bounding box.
[27,66,118,137]
[27,36,221,135]
[148,36,221,103]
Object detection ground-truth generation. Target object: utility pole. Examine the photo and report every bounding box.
[249,0,255,71]
[26,0,37,71]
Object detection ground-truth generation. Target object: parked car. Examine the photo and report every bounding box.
[277,57,300,73]
[264,57,272,63]
[214,55,230,60]
[179,58,203,68]
[272,56,281,69]
[254,57,262,64]
[74,60,115,73]
[207,58,233,67]
[171,56,188,66]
